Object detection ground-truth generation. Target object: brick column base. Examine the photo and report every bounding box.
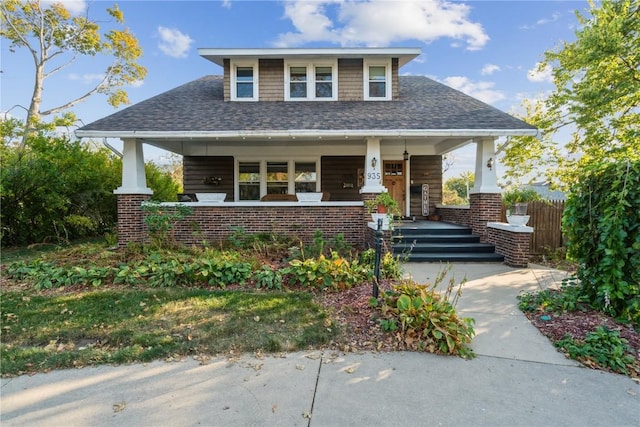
[469,193,502,243]
[117,194,151,247]
[487,224,532,268]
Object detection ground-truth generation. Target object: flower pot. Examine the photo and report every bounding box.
[506,215,530,227]
[371,213,390,229]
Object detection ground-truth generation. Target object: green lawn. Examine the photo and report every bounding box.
[1,288,337,376]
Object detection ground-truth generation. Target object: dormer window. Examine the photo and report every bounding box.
[231,62,258,101]
[285,61,337,101]
[364,60,392,100]
[289,67,307,98]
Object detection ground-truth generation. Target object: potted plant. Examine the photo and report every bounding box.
[502,188,543,226]
[365,192,401,229]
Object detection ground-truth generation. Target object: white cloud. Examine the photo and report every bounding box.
[42,0,87,15]
[221,0,232,9]
[275,0,488,50]
[442,76,505,105]
[480,63,501,76]
[527,62,553,83]
[157,26,194,58]
[520,11,561,30]
[68,73,105,85]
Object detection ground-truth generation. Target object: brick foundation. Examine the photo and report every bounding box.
[117,194,151,247]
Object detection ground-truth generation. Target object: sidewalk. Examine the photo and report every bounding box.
[2,263,639,427]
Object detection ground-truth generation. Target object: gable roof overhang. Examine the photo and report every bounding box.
[198,47,422,68]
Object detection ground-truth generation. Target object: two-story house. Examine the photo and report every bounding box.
[76,47,538,264]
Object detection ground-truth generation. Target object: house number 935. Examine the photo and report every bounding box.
[367,172,381,180]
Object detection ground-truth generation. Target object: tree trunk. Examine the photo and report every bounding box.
[25,62,44,129]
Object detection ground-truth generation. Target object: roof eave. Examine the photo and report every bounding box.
[75,128,540,140]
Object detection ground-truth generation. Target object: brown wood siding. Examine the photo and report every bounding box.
[321,156,365,201]
[183,156,234,200]
[392,58,399,100]
[338,58,363,101]
[259,59,284,101]
[223,59,230,101]
[409,156,442,218]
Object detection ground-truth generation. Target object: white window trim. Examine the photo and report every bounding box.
[234,158,320,200]
[230,61,259,101]
[284,60,338,101]
[363,59,392,101]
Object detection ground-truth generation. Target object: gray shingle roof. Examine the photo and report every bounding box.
[78,75,535,134]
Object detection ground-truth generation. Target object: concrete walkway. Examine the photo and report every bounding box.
[2,263,639,426]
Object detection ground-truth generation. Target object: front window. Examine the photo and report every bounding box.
[238,162,260,200]
[295,162,317,192]
[267,162,289,194]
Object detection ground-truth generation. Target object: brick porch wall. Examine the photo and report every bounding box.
[135,204,366,248]
[437,205,471,227]
[469,193,502,243]
[117,194,151,247]
[487,224,533,268]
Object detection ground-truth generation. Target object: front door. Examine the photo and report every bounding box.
[383,161,405,216]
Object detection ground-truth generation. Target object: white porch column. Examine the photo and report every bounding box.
[114,138,153,195]
[470,137,500,194]
[360,137,387,194]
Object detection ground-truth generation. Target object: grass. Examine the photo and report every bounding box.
[0,288,337,376]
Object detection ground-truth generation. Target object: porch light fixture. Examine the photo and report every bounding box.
[371,157,377,168]
[403,140,409,161]
[486,157,494,170]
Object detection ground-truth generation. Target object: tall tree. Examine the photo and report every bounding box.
[0,0,146,129]
[502,0,640,188]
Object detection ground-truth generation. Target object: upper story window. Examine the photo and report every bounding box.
[364,60,392,100]
[231,62,258,101]
[285,61,337,101]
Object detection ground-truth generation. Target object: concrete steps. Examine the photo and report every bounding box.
[392,222,504,263]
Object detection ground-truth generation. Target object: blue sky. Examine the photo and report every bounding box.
[1,0,586,177]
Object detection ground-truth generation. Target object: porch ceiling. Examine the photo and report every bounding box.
[136,133,489,157]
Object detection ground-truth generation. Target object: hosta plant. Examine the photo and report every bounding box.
[377,278,475,358]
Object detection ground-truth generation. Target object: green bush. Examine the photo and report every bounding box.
[563,160,640,324]
[0,132,182,247]
[376,277,475,358]
[555,326,636,375]
[283,251,371,291]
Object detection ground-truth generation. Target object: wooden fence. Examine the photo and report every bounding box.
[501,200,566,255]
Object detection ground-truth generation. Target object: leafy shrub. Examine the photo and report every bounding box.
[6,259,113,289]
[518,277,590,313]
[0,132,182,247]
[283,251,371,291]
[142,202,193,249]
[0,135,120,245]
[252,265,283,290]
[359,249,403,280]
[502,187,544,210]
[555,326,636,375]
[563,160,640,324]
[375,277,475,358]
